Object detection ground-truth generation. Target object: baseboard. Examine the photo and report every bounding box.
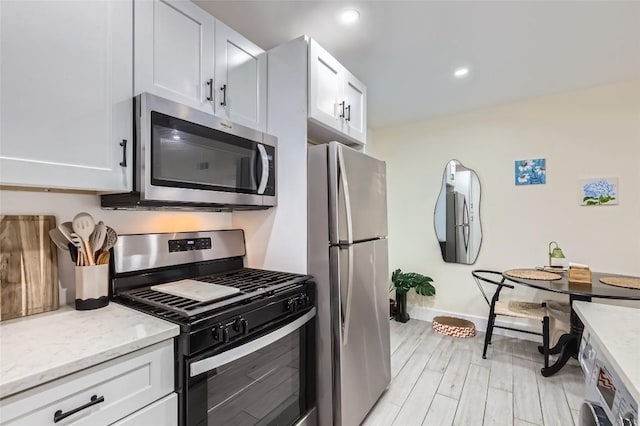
[407,305,542,342]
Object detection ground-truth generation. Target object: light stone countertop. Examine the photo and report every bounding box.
[0,303,179,399]
[574,301,640,403]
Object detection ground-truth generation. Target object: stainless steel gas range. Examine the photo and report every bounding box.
[110,230,317,426]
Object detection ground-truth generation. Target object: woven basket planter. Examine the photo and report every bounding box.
[432,316,476,338]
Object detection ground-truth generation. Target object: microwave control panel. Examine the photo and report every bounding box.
[168,238,212,253]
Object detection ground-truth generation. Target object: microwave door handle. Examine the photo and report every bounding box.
[257,144,269,194]
[189,308,316,377]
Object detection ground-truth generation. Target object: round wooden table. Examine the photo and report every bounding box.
[503,270,640,377]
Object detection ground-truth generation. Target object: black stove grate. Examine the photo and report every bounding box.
[117,268,311,318]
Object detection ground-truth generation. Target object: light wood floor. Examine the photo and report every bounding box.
[363,319,585,426]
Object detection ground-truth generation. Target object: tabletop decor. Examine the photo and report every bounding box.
[390,269,435,323]
[580,177,618,206]
[515,158,546,185]
[432,316,476,338]
[504,269,562,281]
[548,241,566,268]
[600,276,640,290]
[569,263,592,285]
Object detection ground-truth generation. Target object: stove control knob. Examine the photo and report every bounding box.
[212,326,220,341]
[287,298,298,313]
[221,326,230,343]
[234,318,249,335]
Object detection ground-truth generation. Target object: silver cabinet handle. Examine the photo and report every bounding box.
[190,308,315,377]
[339,101,346,119]
[257,144,269,194]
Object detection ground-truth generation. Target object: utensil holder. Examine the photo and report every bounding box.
[75,264,109,310]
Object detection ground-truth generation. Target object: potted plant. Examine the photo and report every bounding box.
[390,269,435,323]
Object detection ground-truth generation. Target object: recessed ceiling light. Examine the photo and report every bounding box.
[172,135,181,140]
[453,67,470,78]
[339,9,360,24]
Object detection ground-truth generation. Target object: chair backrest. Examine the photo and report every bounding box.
[471,269,514,307]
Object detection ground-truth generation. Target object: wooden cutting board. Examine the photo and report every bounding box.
[0,215,59,321]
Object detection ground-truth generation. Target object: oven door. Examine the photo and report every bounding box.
[185,309,316,426]
[138,93,276,207]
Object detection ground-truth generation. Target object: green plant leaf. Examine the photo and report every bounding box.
[390,270,435,296]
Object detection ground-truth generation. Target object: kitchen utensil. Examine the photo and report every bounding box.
[68,242,78,264]
[69,233,87,266]
[90,222,107,258]
[58,222,74,243]
[96,251,110,265]
[0,215,59,321]
[72,213,95,265]
[102,226,118,252]
[48,229,70,251]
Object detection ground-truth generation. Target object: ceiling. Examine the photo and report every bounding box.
[196,1,640,129]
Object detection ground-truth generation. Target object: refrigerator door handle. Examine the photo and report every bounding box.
[341,245,354,346]
[337,147,353,244]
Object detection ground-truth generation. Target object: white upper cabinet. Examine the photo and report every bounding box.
[307,38,367,145]
[0,0,133,191]
[214,21,267,131]
[134,0,215,113]
[342,71,367,143]
[135,1,266,131]
[309,39,344,134]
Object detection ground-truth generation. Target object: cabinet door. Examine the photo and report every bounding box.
[0,0,132,191]
[214,21,267,131]
[308,39,343,133]
[343,70,367,144]
[134,0,215,113]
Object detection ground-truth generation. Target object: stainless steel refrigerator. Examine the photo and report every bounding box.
[308,142,390,426]
[445,191,470,263]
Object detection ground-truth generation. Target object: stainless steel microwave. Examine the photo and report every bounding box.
[102,93,276,210]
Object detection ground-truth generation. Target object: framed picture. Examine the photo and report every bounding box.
[580,177,618,206]
[515,158,546,185]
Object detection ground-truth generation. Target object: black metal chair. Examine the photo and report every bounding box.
[472,270,551,363]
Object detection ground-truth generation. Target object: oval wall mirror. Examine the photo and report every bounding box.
[434,160,482,264]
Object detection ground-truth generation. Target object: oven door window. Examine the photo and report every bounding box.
[186,327,311,426]
[151,112,260,194]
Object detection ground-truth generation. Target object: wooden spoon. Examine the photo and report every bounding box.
[72,212,95,265]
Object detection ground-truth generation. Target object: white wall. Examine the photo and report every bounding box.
[370,81,640,320]
[0,189,232,302]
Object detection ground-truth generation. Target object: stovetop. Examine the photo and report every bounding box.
[115,267,311,326]
[111,230,316,356]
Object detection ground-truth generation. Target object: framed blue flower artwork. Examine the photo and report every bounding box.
[515,158,546,185]
[580,177,618,206]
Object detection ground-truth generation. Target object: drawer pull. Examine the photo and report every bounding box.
[54,395,104,423]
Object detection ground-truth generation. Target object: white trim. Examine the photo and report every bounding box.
[407,305,542,342]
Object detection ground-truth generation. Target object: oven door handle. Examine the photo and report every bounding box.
[189,307,316,377]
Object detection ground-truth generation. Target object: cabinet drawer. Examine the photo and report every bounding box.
[111,393,177,426]
[0,340,174,426]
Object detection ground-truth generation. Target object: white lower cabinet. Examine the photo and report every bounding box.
[112,394,177,426]
[0,340,175,426]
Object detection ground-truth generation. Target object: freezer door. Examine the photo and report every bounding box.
[328,142,388,245]
[330,238,390,426]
